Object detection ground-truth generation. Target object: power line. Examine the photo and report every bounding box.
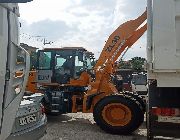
[20,33,56,46]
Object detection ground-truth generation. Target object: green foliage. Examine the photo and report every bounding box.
[118,59,131,69]
[118,57,146,71]
[130,57,146,71]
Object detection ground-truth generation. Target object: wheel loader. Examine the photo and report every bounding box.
[27,10,147,135]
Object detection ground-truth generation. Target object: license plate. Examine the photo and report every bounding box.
[158,116,180,123]
[19,114,37,126]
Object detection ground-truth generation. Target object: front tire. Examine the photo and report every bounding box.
[93,95,144,135]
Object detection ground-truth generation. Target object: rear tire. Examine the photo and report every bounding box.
[93,95,144,135]
[124,92,146,112]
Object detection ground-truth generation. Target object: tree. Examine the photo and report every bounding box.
[117,57,146,71]
[118,59,132,69]
[129,57,146,71]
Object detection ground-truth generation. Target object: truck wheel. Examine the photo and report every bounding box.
[93,95,144,134]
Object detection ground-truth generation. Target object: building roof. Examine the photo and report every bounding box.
[20,43,38,53]
[44,47,86,51]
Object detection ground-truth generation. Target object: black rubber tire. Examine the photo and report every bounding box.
[41,97,61,116]
[124,92,146,113]
[93,95,144,135]
[41,98,51,114]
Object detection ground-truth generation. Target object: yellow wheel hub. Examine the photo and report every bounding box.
[102,103,132,126]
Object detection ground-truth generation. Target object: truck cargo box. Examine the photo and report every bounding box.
[147,0,180,87]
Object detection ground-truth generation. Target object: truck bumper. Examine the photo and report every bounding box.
[149,115,180,138]
[7,114,47,140]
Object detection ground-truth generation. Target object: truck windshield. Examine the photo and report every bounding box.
[132,74,147,85]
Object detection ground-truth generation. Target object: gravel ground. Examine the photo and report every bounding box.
[40,113,147,140]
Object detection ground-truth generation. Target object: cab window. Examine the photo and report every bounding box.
[38,51,51,69]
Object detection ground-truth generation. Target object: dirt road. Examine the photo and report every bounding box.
[40,113,147,140]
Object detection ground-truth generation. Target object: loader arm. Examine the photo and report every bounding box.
[94,10,147,83]
[84,10,147,112]
[110,23,147,66]
[94,10,147,70]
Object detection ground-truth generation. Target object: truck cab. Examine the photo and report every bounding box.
[0,3,30,139]
[131,73,147,99]
[0,2,46,140]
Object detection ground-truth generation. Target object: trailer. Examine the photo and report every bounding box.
[147,0,180,139]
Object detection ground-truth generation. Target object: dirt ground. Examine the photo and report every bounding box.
[40,113,147,140]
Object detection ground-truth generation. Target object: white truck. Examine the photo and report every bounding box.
[147,0,180,139]
[0,2,46,140]
[131,73,147,100]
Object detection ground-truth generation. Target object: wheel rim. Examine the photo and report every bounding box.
[102,103,132,126]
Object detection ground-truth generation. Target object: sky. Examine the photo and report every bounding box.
[19,0,147,60]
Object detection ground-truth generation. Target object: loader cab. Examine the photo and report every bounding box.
[37,47,93,84]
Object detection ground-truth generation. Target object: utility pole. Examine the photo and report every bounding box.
[43,38,53,45]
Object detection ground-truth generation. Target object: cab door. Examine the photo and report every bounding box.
[36,50,53,84]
